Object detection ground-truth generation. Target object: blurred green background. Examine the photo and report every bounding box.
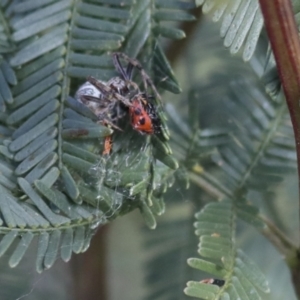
[1,12,299,299]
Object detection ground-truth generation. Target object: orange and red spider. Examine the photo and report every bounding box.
[75,52,161,155]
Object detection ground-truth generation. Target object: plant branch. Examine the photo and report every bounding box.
[259,0,300,242]
[189,172,297,254]
[260,215,298,255]
[259,1,300,296]
[188,171,224,200]
[72,227,108,300]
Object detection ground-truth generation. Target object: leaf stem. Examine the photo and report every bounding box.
[188,171,224,200]
[189,172,297,253]
[259,0,300,243]
[260,215,297,255]
[258,1,300,296]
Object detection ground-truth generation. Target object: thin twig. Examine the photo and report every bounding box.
[189,172,297,255]
[188,172,225,200]
[260,215,298,254]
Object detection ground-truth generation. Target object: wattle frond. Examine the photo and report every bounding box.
[0,0,195,271]
[170,74,295,199]
[166,57,294,298]
[143,200,200,300]
[210,79,295,195]
[184,200,270,300]
[195,0,263,61]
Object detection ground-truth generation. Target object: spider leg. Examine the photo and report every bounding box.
[80,94,127,127]
[87,76,114,100]
[113,53,129,80]
[87,76,132,107]
[81,95,124,132]
[126,80,140,92]
[113,52,135,81]
[80,95,109,106]
[79,95,113,118]
[98,118,123,132]
[126,63,134,80]
[112,52,162,101]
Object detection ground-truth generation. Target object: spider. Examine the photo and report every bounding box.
[75,52,162,155]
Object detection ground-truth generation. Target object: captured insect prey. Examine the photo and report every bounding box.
[200,278,225,287]
[75,52,162,155]
[129,96,161,135]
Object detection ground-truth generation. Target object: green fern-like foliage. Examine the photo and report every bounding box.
[163,33,296,296]
[175,40,296,299]
[137,1,299,299]
[195,0,263,61]
[0,0,196,272]
[184,200,270,299]
[142,197,200,300]
[169,73,295,204]
[197,0,300,104]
